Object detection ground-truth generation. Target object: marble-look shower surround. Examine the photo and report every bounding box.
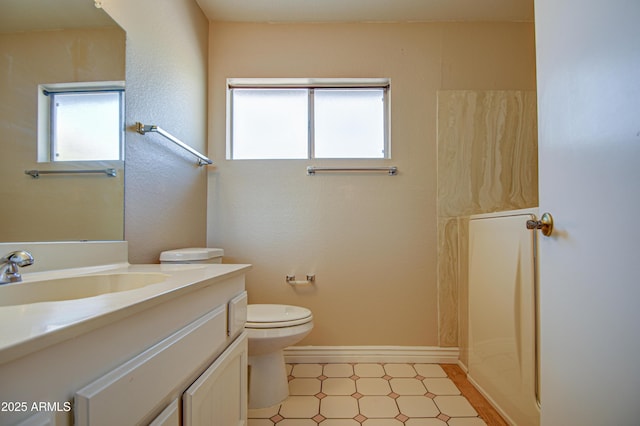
[437,91,538,360]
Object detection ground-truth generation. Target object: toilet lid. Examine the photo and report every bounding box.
[159,247,224,262]
[246,304,313,328]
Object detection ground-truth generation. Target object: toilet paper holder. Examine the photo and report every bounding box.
[286,274,316,285]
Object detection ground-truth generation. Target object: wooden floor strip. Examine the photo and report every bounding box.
[441,364,509,426]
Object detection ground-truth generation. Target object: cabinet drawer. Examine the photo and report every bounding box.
[75,305,227,426]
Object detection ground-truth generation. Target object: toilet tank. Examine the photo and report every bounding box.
[159,248,224,264]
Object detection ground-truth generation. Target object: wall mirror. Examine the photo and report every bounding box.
[0,0,126,242]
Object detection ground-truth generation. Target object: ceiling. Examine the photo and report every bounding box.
[0,0,117,33]
[0,0,534,33]
[194,0,534,23]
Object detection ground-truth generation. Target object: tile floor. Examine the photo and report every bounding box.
[248,363,493,425]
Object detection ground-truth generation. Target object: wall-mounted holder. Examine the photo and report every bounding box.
[286,274,316,285]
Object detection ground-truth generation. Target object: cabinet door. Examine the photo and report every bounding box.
[183,332,248,426]
[148,399,180,426]
[14,412,53,426]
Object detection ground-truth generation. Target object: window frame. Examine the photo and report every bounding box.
[37,81,125,163]
[226,78,391,160]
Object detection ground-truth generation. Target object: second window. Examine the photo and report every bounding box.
[228,79,390,160]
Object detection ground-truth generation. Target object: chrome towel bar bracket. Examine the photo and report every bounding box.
[135,122,213,166]
[286,274,316,285]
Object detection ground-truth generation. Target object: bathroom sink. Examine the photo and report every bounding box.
[0,273,169,307]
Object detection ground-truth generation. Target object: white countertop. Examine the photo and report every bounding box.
[0,262,251,365]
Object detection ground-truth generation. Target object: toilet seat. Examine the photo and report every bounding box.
[246,304,313,328]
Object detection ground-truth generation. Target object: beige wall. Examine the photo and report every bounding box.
[102,0,209,263]
[0,28,125,241]
[208,22,536,346]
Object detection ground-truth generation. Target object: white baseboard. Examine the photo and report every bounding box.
[283,346,459,364]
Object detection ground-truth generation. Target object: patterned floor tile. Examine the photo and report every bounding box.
[423,377,461,395]
[291,364,323,377]
[356,377,392,395]
[354,363,385,377]
[396,395,441,417]
[289,378,322,395]
[414,364,447,378]
[322,377,357,395]
[389,377,428,395]
[278,419,316,425]
[434,395,478,417]
[448,418,489,426]
[279,395,319,418]
[359,395,400,418]
[247,363,503,425]
[324,363,355,377]
[320,395,359,418]
[383,363,418,377]
[362,419,405,425]
[248,405,279,419]
[320,419,361,426]
[404,419,448,426]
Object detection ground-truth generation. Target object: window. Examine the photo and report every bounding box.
[227,79,390,160]
[38,82,124,162]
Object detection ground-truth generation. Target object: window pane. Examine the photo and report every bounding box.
[232,89,308,159]
[314,89,385,158]
[52,92,121,161]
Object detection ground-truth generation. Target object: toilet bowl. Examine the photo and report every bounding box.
[246,304,313,409]
[159,248,314,409]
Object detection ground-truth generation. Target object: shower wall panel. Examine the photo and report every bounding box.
[467,210,540,426]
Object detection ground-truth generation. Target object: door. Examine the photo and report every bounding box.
[534,0,640,424]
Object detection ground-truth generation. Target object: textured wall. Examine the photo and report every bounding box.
[436,91,538,356]
[102,0,209,263]
[208,22,536,347]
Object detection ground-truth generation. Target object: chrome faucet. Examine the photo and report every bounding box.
[0,250,34,284]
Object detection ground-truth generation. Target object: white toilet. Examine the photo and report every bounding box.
[159,248,314,409]
[245,304,313,408]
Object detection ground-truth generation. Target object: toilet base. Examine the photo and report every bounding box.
[248,350,289,409]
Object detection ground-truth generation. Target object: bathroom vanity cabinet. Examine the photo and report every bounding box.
[75,296,248,426]
[0,262,250,426]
